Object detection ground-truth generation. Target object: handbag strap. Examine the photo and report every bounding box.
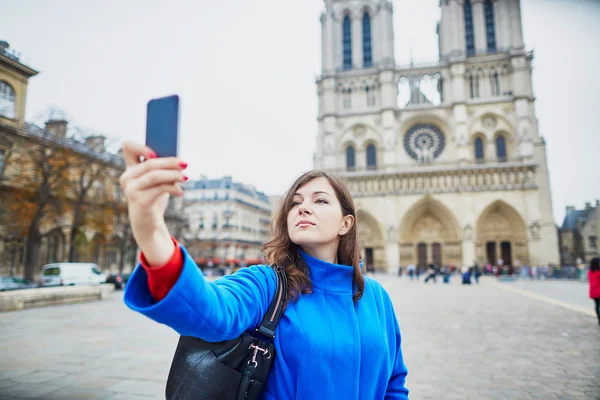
[255,264,287,340]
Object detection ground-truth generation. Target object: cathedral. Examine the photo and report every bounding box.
[313,0,559,271]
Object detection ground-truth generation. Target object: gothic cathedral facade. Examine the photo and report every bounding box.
[314,0,559,270]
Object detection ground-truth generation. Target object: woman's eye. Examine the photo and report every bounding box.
[291,201,301,207]
[316,199,328,204]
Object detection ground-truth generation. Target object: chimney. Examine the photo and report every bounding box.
[85,135,106,153]
[566,205,575,213]
[0,41,9,52]
[45,120,68,139]
[585,202,592,210]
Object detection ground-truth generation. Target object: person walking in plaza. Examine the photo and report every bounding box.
[119,142,409,400]
[423,264,437,283]
[588,257,600,327]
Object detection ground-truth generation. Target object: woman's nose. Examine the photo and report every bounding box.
[298,204,312,215]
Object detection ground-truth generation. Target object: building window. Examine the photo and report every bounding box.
[496,135,507,161]
[366,144,377,170]
[365,86,376,106]
[474,137,485,161]
[485,0,497,53]
[590,236,597,249]
[343,15,352,69]
[0,81,16,119]
[0,148,5,176]
[464,0,475,56]
[491,71,500,96]
[343,88,352,109]
[346,145,355,170]
[362,13,372,68]
[469,75,480,99]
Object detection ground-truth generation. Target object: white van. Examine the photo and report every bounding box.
[41,263,106,287]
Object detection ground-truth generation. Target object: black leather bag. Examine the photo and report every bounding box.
[165,265,287,400]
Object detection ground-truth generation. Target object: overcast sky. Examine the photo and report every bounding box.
[1,0,598,224]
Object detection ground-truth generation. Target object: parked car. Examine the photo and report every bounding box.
[40,263,106,287]
[105,273,131,290]
[0,276,38,291]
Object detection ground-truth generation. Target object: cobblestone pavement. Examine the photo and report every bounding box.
[0,274,599,400]
[493,278,592,310]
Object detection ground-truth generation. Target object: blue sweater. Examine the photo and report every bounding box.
[125,246,409,400]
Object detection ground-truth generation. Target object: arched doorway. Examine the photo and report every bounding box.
[475,200,528,271]
[400,197,462,272]
[356,210,385,271]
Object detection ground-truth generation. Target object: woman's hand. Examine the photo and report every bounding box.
[119,141,188,267]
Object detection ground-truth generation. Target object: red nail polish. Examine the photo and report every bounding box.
[148,151,157,159]
[180,162,188,169]
[183,175,189,181]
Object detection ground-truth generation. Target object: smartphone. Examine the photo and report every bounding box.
[145,95,180,158]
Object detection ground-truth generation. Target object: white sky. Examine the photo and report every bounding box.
[1,0,598,224]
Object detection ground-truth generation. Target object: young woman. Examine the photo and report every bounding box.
[588,257,600,326]
[119,141,409,399]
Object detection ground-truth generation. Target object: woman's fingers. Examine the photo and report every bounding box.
[133,183,184,207]
[120,157,185,188]
[128,169,187,193]
[122,141,157,167]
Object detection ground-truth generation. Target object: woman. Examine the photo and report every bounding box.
[588,257,600,326]
[119,142,409,399]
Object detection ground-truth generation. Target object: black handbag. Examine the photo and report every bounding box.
[165,265,287,400]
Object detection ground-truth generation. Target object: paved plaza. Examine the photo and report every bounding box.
[0,274,599,400]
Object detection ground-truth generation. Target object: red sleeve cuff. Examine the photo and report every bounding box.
[140,237,183,301]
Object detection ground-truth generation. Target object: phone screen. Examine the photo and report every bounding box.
[145,95,180,158]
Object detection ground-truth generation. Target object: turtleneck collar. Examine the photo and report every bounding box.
[299,250,355,293]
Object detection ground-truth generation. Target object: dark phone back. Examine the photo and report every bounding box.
[145,95,180,158]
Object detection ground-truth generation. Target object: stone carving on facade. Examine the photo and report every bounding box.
[353,125,366,138]
[463,224,473,241]
[387,225,397,244]
[529,222,541,240]
[482,116,497,130]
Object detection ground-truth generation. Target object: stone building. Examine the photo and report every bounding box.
[313,0,559,270]
[182,176,272,267]
[0,41,184,277]
[559,201,599,266]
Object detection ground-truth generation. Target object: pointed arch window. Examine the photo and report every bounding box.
[496,135,507,161]
[343,15,352,69]
[464,0,475,56]
[485,0,497,53]
[362,12,372,67]
[491,71,500,96]
[346,145,356,170]
[469,74,480,99]
[365,85,376,106]
[366,144,377,170]
[474,137,485,162]
[342,88,352,109]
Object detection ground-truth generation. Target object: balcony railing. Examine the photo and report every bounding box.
[330,157,535,176]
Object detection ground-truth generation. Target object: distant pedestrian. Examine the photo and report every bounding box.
[461,265,471,285]
[473,264,481,284]
[407,264,416,280]
[424,264,437,283]
[588,257,600,327]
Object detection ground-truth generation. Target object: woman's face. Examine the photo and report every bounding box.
[287,177,353,252]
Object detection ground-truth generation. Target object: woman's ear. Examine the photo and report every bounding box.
[339,215,355,236]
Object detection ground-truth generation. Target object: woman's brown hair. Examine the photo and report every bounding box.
[262,170,364,303]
